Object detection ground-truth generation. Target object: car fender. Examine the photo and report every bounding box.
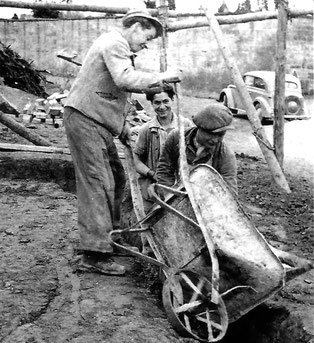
[253,96,273,119]
[219,87,236,109]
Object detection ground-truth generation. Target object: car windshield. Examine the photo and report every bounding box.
[285,81,298,89]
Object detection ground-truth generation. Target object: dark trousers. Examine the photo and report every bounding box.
[64,107,126,253]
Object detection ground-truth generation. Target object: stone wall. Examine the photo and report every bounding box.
[0,16,313,96]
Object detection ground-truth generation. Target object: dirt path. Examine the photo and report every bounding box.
[226,116,314,184]
[0,88,313,343]
[0,179,180,343]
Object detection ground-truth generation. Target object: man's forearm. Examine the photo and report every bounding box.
[156,157,176,186]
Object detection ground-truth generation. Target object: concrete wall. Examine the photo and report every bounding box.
[0,16,313,96]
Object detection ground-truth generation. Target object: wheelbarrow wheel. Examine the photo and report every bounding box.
[162,270,228,342]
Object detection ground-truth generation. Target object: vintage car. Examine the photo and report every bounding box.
[219,70,309,121]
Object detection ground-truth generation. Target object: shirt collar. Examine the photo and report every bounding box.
[148,112,177,130]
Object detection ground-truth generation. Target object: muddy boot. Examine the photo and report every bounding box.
[78,251,126,276]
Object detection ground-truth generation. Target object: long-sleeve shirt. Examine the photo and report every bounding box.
[65,29,161,136]
[134,113,193,203]
[156,127,238,196]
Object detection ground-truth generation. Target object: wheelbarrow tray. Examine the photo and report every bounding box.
[146,164,285,322]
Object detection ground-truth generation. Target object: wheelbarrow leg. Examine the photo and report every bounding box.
[270,246,313,282]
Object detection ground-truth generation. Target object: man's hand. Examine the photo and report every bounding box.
[146,169,158,182]
[160,69,182,84]
[147,183,165,201]
[146,69,182,94]
[119,120,131,145]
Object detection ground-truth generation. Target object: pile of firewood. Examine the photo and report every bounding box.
[0,41,47,97]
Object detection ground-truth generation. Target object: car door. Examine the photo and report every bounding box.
[229,76,254,112]
[250,76,269,103]
[232,75,255,114]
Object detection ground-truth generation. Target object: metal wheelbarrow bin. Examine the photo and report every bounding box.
[111,162,313,342]
[110,100,313,341]
[145,163,287,342]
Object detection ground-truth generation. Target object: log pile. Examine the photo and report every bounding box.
[0,41,47,97]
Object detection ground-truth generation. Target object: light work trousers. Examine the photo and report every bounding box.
[64,106,126,253]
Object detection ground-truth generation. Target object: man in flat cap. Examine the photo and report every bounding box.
[156,102,238,196]
[64,9,181,276]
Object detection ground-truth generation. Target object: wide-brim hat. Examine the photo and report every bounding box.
[192,102,234,133]
[122,9,163,38]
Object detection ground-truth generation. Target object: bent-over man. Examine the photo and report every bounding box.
[156,102,238,196]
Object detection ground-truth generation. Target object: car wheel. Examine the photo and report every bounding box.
[255,103,264,123]
[285,95,302,116]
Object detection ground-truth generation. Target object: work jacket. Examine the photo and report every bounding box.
[65,29,161,136]
[156,127,238,196]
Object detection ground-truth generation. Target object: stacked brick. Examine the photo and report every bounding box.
[21,91,68,128]
[20,94,151,132]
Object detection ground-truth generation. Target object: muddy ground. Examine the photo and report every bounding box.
[0,86,313,343]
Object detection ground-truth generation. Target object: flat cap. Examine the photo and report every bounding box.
[122,9,163,38]
[192,102,234,132]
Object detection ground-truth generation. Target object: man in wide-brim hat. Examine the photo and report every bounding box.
[64,9,181,276]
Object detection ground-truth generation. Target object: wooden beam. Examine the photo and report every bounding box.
[274,0,289,168]
[0,0,198,18]
[168,9,313,31]
[0,0,130,14]
[0,142,70,154]
[201,7,291,193]
[0,110,51,146]
[0,0,311,23]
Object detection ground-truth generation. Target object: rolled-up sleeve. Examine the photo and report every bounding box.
[134,125,148,160]
[217,144,238,197]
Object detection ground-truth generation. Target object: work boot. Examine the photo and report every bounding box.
[77,251,126,276]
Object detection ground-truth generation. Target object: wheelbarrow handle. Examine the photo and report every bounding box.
[148,183,200,229]
[108,229,170,272]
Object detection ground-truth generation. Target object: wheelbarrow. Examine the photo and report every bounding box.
[110,161,313,342]
[109,81,313,341]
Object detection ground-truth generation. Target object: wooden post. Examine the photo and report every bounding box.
[158,0,169,72]
[0,110,51,146]
[201,6,291,193]
[274,0,289,168]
